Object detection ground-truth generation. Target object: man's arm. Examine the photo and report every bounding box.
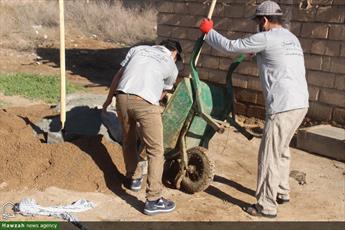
[205,29,267,54]
[102,67,124,112]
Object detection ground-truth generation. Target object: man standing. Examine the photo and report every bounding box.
[199,0,309,217]
[102,39,183,215]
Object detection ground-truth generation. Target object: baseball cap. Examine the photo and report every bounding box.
[251,0,283,19]
[160,39,183,62]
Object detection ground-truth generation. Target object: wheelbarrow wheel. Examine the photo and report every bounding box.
[181,146,215,194]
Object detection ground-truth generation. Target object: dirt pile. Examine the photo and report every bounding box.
[0,105,125,192]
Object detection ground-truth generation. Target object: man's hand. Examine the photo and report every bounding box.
[199,18,214,34]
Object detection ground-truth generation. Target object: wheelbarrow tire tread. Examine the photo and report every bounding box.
[181,146,215,194]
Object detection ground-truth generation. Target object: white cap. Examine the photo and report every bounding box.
[253,1,283,18]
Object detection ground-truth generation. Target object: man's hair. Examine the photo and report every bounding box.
[160,39,183,62]
[160,39,182,53]
[256,15,284,25]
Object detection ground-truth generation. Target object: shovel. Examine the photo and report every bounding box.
[47,0,66,144]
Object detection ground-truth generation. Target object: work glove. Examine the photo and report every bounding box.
[199,18,214,34]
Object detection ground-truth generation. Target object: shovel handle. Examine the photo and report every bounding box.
[195,0,218,64]
[207,0,217,19]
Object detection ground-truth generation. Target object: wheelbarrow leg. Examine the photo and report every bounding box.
[174,129,188,189]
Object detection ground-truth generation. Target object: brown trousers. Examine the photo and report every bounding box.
[256,108,308,215]
[116,94,164,201]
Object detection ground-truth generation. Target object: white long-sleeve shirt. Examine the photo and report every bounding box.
[117,45,178,105]
[206,28,309,114]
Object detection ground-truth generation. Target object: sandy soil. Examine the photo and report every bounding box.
[0,39,344,225]
[0,112,344,222]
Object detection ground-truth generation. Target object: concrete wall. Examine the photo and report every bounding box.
[157,0,345,125]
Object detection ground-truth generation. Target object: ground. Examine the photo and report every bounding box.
[0,38,344,226]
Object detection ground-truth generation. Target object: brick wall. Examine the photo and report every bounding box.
[157,0,345,125]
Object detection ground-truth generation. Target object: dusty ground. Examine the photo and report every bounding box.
[0,40,344,225]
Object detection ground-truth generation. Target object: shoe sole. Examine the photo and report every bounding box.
[277,199,290,205]
[143,206,176,216]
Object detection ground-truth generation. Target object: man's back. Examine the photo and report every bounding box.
[256,28,309,114]
[117,45,178,105]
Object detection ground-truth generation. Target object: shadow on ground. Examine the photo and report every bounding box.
[35,47,129,86]
[34,41,154,87]
[26,106,145,213]
[205,175,255,209]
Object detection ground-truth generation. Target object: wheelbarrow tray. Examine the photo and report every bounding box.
[162,77,232,156]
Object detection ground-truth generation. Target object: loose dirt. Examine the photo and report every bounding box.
[0,105,126,193]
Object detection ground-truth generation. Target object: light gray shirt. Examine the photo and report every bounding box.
[117,45,178,105]
[206,28,309,114]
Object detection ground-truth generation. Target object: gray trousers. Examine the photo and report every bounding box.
[256,108,308,215]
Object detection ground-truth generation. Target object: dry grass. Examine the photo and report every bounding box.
[0,0,157,51]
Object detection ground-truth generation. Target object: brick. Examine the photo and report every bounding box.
[243,2,257,17]
[300,38,313,53]
[334,0,345,5]
[157,25,172,37]
[223,5,245,18]
[227,18,256,33]
[158,1,174,13]
[214,17,231,30]
[236,61,258,76]
[330,57,345,75]
[289,22,302,36]
[307,102,333,121]
[190,66,209,81]
[233,102,247,115]
[157,13,178,26]
[208,69,227,84]
[308,85,320,101]
[234,88,257,104]
[341,43,345,57]
[247,105,266,120]
[321,56,332,72]
[335,74,345,90]
[232,73,248,88]
[188,2,208,16]
[311,0,334,4]
[329,24,345,41]
[174,2,190,14]
[310,40,341,56]
[257,92,265,106]
[200,55,219,69]
[247,76,261,91]
[315,6,345,23]
[333,108,345,125]
[292,8,316,22]
[180,15,200,27]
[319,89,345,107]
[179,39,195,53]
[304,54,322,70]
[307,71,335,88]
[219,57,236,71]
[301,23,329,39]
[187,28,201,40]
[171,27,188,39]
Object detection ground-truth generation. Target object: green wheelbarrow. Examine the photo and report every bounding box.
[162,35,254,194]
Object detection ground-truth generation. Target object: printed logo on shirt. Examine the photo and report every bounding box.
[136,49,170,64]
[281,40,303,57]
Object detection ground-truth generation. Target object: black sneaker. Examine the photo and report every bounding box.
[144,197,176,215]
[123,177,143,192]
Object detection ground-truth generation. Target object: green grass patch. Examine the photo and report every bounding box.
[0,73,83,103]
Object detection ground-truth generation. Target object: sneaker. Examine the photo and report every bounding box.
[123,177,143,192]
[144,197,176,215]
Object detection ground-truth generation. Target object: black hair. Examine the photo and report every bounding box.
[256,15,284,25]
[160,39,182,53]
